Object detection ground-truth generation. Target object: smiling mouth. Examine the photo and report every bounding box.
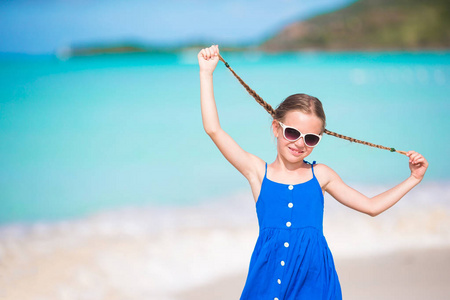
[288,147,303,156]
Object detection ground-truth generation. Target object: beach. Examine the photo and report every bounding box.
[178,247,450,300]
[1,183,449,300]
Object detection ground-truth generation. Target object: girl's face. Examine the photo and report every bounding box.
[273,110,323,163]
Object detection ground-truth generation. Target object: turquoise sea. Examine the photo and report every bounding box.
[1,51,449,224]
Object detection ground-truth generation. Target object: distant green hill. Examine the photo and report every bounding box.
[260,0,450,51]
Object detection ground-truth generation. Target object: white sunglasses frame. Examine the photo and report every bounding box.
[277,121,322,147]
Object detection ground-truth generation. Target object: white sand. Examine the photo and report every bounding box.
[176,247,450,300]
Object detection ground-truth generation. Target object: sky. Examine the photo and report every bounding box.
[0,0,356,54]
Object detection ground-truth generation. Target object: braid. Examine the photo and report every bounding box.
[218,55,276,117]
[218,54,407,156]
[323,129,407,155]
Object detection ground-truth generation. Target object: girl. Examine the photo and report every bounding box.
[198,45,428,300]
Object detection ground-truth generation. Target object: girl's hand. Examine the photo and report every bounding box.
[198,45,220,75]
[406,151,428,181]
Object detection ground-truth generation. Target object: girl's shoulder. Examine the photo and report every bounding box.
[312,161,334,173]
[311,162,339,176]
[310,162,341,188]
[310,162,330,169]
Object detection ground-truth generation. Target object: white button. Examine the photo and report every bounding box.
[288,185,293,190]
[281,261,285,266]
[284,242,289,248]
[288,202,293,208]
[274,298,279,300]
[286,222,292,227]
[277,279,281,284]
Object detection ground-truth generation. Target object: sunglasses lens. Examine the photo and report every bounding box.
[304,134,320,147]
[284,127,301,141]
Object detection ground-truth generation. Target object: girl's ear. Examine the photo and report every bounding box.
[272,120,279,138]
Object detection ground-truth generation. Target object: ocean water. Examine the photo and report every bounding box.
[0,51,449,224]
[1,51,450,299]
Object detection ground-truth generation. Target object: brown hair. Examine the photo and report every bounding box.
[274,94,326,134]
[218,54,406,155]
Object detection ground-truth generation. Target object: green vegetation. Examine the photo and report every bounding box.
[260,0,450,51]
[57,41,180,58]
[60,0,450,56]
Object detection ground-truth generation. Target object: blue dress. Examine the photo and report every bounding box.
[240,161,342,300]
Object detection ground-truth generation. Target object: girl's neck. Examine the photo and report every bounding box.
[272,155,308,172]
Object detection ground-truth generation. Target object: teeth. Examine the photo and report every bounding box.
[290,147,301,153]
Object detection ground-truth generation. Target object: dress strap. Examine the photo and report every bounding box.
[311,161,316,177]
[304,160,317,177]
[264,162,268,178]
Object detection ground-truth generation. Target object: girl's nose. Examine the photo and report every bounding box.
[294,137,306,148]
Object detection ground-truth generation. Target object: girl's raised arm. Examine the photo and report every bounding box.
[198,45,264,186]
[317,151,428,216]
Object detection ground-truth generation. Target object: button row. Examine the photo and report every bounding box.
[277,186,293,300]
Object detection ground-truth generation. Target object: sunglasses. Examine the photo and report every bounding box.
[278,122,322,147]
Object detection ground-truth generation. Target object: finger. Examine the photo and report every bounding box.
[414,154,425,162]
[208,46,216,58]
[412,155,425,165]
[206,48,213,60]
[413,157,425,164]
[409,152,419,159]
[200,49,207,59]
[410,157,420,164]
[409,153,420,163]
[406,150,416,157]
[211,45,218,57]
[407,151,419,160]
